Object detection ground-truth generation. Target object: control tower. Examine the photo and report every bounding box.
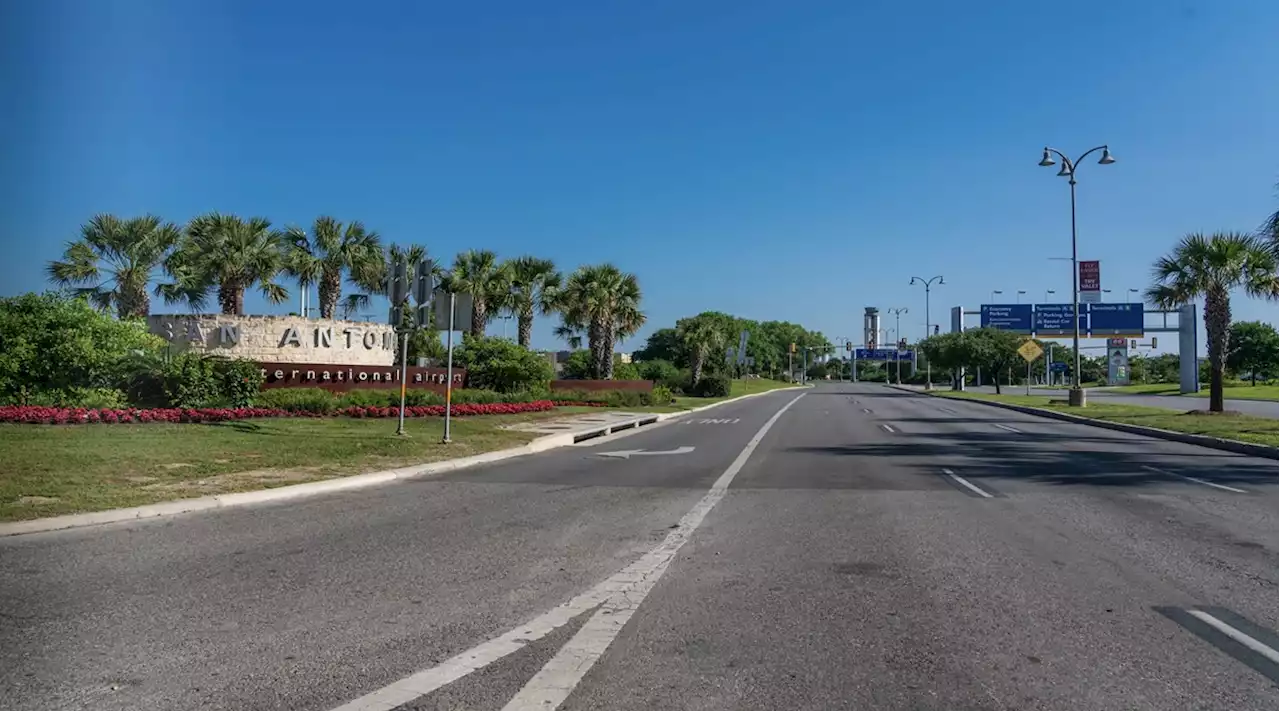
[863,307,881,348]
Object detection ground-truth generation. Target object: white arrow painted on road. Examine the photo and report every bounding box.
[596,446,696,459]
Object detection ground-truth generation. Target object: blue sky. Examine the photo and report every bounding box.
[4,0,1276,354]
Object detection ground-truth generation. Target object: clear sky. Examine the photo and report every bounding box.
[4,0,1276,354]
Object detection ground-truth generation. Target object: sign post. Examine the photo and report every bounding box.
[1017,339,1044,396]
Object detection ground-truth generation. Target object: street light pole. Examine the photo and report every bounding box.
[909,275,944,390]
[1039,144,1116,407]
[887,308,908,384]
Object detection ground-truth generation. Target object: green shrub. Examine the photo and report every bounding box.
[0,292,165,405]
[214,358,263,407]
[601,390,651,407]
[22,387,130,409]
[451,389,505,405]
[559,350,595,380]
[458,336,555,393]
[405,390,446,406]
[161,353,221,408]
[650,384,674,405]
[338,389,398,408]
[637,359,679,383]
[255,388,338,414]
[548,388,611,404]
[613,361,641,381]
[691,375,731,398]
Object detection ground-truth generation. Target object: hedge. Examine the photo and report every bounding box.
[0,401,586,425]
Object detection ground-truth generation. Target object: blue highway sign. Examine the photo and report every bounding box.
[979,304,1033,334]
[1033,304,1088,336]
[855,348,915,361]
[1049,361,1068,373]
[1089,303,1144,336]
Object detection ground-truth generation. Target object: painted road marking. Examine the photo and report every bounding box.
[993,423,1022,433]
[326,393,808,711]
[596,447,695,459]
[499,394,807,711]
[683,418,740,425]
[861,408,872,414]
[1142,465,1248,493]
[937,406,959,415]
[1156,606,1279,681]
[943,469,994,499]
[880,424,896,433]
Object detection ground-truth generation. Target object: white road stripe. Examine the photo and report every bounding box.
[1187,609,1280,663]
[943,469,993,498]
[862,408,872,414]
[327,393,807,711]
[993,423,1021,433]
[500,394,807,710]
[880,424,896,433]
[1141,465,1248,493]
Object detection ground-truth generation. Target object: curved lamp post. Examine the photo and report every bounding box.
[1038,145,1115,406]
[909,275,944,389]
[887,308,908,384]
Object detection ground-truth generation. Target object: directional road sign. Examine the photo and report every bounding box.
[1090,303,1144,336]
[980,304,1033,333]
[1049,361,1068,373]
[854,348,914,361]
[1033,304,1087,336]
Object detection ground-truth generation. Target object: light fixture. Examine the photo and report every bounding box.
[1039,149,1055,167]
[1056,163,1071,177]
[1098,147,1116,165]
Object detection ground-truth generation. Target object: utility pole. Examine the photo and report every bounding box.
[909,276,944,389]
[887,308,908,385]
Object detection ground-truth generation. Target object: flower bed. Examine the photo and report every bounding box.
[0,400,585,425]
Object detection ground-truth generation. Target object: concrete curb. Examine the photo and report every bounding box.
[0,385,805,538]
[888,385,1278,460]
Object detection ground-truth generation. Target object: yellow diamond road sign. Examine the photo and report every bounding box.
[1017,340,1043,363]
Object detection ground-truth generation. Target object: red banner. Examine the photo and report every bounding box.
[1079,260,1101,291]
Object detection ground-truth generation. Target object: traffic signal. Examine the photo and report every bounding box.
[933,324,940,335]
[1130,339,1138,349]
[790,343,797,354]
[846,342,853,352]
[1150,337,1157,348]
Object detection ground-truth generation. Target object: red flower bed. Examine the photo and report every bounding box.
[0,401,563,425]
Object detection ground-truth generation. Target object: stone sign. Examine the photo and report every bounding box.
[148,314,396,367]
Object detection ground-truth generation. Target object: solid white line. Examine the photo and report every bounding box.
[327,393,807,711]
[993,423,1022,433]
[881,424,896,433]
[943,468,993,498]
[1187,610,1280,663]
[500,393,807,711]
[1141,465,1248,493]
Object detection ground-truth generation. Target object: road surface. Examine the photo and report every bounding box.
[958,384,1279,419]
[2,383,1276,710]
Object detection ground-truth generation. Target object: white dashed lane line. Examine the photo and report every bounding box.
[943,469,994,498]
[992,423,1022,433]
[1141,465,1249,493]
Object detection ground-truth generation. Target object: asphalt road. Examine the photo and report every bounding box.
[960,384,1279,419]
[2,383,1276,710]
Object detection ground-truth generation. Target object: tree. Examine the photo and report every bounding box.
[677,315,726,384]
[160,213,290,315]
[1146,232,1278,411]
[447,250,511,338]
[0,292,165,404]
[634,328,684,365]
[506,257,561,348]
[559,350,595,380]
[554,264,645,379]
[283,216,383,319]
[46,214,182,319]
[1226,321,1279,384]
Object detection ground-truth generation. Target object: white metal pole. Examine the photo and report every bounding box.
[443,293,456,444]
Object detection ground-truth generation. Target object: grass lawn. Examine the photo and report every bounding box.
[0,410,577,522]
[671,378,802,410]
[936,391,1278,448]
[1102,382,1279,401]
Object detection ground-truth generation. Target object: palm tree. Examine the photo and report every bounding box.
[506,256,561,348]
[446,250,511,338]
[554,264,645,379]
[678,315,726,384]
[159,213,290,315]
[1145,232,1278,412]
[46,214,181,318]
[283,216,383,319]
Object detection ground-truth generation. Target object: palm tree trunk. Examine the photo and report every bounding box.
[691,351,704,384]
[218,282,245,315]
[318,269,343,319]
[117,286,150,319]
[1204,287,1231,412]
[588,321,606,378]
[602,328,616,379]
[471,298,487,338]
[517,308,534,349]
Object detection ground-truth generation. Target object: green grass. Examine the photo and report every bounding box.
[671,378,802,410]
[1102,382,1279,401]
[935,391,1278,447]
[0,411,573,522]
